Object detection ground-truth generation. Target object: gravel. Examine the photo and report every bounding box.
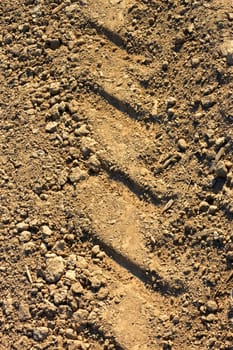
[43,255,65,283]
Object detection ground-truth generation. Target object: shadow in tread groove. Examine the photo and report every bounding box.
[77,76,157,123]
[86,18,126,49]
[83,226,186,297]
[101,158,177,207]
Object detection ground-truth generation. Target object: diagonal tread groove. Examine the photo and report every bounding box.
[83,225,186,297]
[86,18,126,49]
[100,157,177,206]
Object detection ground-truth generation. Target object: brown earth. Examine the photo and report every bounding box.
[1,0,233,349]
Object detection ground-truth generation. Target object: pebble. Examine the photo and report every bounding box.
[215,137,226,148]
[65,328,77,340]
[71,281,84,295]
[49,104,60,120]
[45,121,58,133]
[46,38,61,50]
[19,230,31,243]
[177,138,188,151]
[208,205,218,215]
[18,302,31,321]
[44,255,65,283]
[69,167,87,183]
[191,57,200,67]
[92,245,100,256]
[206,300,218,313]
[220,40,233,66]
[215,161,228,178]
[49,82,61,96]
[23,242,37,255]
[74,124,89,136]
[41,225,52,237]
[33,326,49,342]
[16,221,29,232]
[68,100,79,115]
[166,96,177,108]
[80,137,97,157]
[162,61,168,71]
[87,155,101,173]
[76,256,88,270]
[205,313,217,322]
[73,309,89,326]
[201,96,216,110]
[97,288,109,300]
[90,276,102,289]
[199,201,209,212]
[53,286,68,305]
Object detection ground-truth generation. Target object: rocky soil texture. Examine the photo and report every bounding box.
[1,0,233,349]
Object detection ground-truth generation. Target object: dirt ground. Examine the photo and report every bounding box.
[1,0,233,349]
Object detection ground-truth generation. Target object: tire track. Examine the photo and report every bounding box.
[76,94,178,205]
[75,174,186,295]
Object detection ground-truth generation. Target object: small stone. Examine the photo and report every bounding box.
[97,288,109,300]
[33,327,49,342]
[76,256,88,269]
[201,96,216,110]
[49,82,61,96]
[18,302,31,321]
[16,222,29,232]
[220,40,233,66]
[53,286,68,305]
[206,300,218,313]
[177,138,188,151]
[80,137,97,157]
[166,96,177,108]
[69,167,87,183]
[23,242,37,255]
[65,269,76,281]
[45,121,58,133]
[65,328,77,340]
[73,309,89,326]
[87,155,101,173]
[199,201,209,212]
[225,161,232,170]
[215,137,225,148]
[46,38,61,50]
[43,301,57,319]
[215,161,228,178]
[167,107,175,117]
[19,230,31,243]
[206,313,217,322]
[228,13,233,21]
[71,281,84,295]
[208,205,218,214]
[68,100,79,115]
[90,276,102,289]
[52,240,66,254]
[191,57,200,67]
[74,124,89,136]
[49,104,60,120]
[92,245,100,256]
[41,225,52,237]
[162,61,168,71]
[44,255,65,283]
